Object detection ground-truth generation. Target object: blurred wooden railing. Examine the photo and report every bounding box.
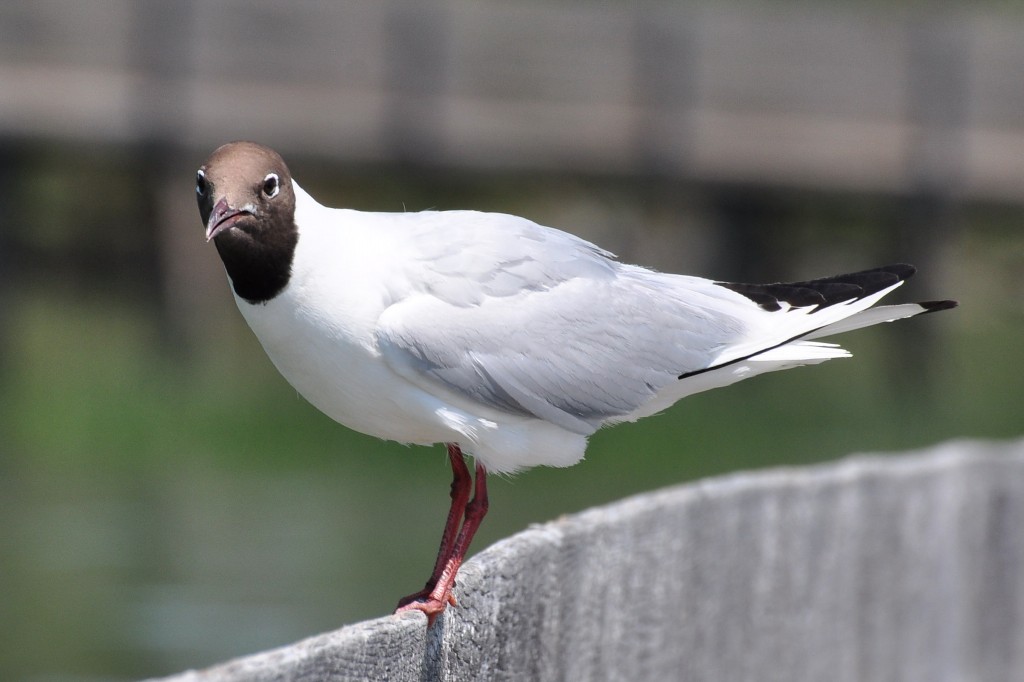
[0,1,994,364]
[150,439,1024,682]
[1,1,1022,200]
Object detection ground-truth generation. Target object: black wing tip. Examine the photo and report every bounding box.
[919,299,959,313]
[878,263,917,280]
[716,263,920,312]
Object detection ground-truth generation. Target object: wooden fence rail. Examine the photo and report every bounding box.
[2,2,1024,200]
[0,1,1006,360]
[151,439,1024,682]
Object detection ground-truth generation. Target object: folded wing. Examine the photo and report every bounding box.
[377,215,953,436]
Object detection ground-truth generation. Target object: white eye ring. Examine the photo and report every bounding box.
[262,173,280,198]
[196,169,208,196]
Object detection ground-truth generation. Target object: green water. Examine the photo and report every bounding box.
[2,273,1018,681]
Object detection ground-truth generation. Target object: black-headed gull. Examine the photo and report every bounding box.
[196,141,957,624]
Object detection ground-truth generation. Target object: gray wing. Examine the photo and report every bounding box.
[377,248,735,434]
[377,214,921,433]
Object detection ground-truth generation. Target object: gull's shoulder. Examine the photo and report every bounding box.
[293,184,619,304]
[399,209,620,304]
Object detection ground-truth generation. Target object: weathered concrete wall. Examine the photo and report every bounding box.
[153,439,1024,682]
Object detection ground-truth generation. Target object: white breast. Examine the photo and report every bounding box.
[230,187,590,474]
[232,191,448,446]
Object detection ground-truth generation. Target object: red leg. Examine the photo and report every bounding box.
[396,449,489,627]
[395,444,472,609]
[423,463,489,610]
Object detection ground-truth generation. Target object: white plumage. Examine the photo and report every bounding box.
[234,181,935,474]
[197,141,955,622]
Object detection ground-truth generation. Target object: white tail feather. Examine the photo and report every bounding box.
[804,303,931,340]
[711,281,903,367]
[750,340,850,364]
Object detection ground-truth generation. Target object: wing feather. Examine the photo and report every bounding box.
[374,212,932,435]
[377,232,732,434]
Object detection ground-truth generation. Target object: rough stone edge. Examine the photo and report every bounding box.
[147,607,429,681]
[459,436,1024,590]
[149,437,1024,681]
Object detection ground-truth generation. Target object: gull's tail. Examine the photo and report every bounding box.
[718,262,958,339]
[681,264,958,381]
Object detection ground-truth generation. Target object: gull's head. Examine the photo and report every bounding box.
[196,141,296,244]
[197,141,299,304]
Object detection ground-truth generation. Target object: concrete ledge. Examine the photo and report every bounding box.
[153,439,1024,681]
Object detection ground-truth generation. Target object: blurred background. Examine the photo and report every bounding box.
[1,1,1022,680]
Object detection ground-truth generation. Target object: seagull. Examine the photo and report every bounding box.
[196,141,957,625]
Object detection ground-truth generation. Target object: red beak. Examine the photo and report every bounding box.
[205,197,251,242]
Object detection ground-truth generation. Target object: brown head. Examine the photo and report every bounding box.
[196,141,299,304]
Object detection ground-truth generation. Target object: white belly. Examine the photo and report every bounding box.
[234,287,588,473]
[236,289,458,447]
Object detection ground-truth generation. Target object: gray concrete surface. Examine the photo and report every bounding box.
[154,439,1024,681]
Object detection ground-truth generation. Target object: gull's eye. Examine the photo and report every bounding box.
[262,173,280,199]
[195,169,208,197]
